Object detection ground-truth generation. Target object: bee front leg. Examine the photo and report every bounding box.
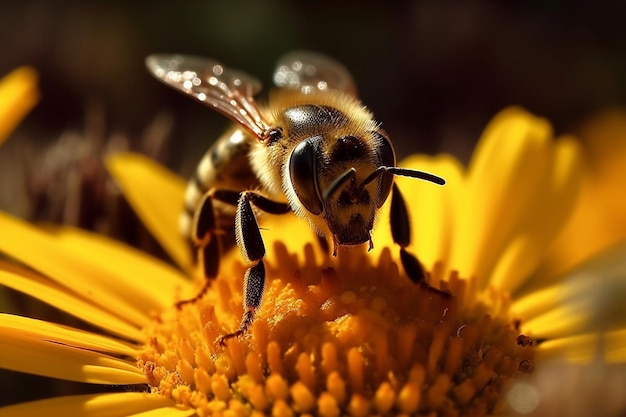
[390,183,449,297]
[216,190,291,345]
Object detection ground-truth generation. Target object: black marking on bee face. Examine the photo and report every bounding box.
[329,212,374,245]
[331,135,366,163]
[283,105,349,139]
[337,187,371,207]
[327,183,375,245]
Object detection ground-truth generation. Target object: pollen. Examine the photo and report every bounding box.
[137,243,535,416]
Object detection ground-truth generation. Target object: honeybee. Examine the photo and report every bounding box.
[146,51,446,343]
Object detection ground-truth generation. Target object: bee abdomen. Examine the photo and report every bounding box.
[180,129,259,241]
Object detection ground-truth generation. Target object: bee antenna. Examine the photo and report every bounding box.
[360,166,446,188]
[324,166,445,202]
[323,168,356,201]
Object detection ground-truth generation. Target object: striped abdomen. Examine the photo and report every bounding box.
[180,128,260,246]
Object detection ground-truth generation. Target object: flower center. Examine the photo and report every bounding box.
[138,244,535,416]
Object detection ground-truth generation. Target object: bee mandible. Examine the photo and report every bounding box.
[146,51,446,344]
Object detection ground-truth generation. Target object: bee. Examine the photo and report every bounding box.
[146,51,446,343]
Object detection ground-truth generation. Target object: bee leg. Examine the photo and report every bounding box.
[214,191,291,345]
[176,191,222,308]
[390,183,449,297]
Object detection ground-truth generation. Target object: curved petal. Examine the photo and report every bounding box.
[0,212,191,327]
[0,316,145,384]
[0,67,39,145]
[536,329,626,364]
[0,262,143,342]
[513,240,626,340]
[0,313,138,357]
[127,406,196,417]
[538,109,626,279]
[0,393,176,417]
[520,304,590,340]
[490,136,583,294]
[46,227,194,307]
[380,153,463,274]
[450,108,555,288]
[106,153,192,271]
[0,212,148,327]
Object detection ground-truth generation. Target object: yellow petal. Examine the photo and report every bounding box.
[510,284,562,322]
[0,317,145,384]
[47,226,194,308]
[521,304,589,340]
[514,241,626,340]
[537,329,626,364]
[0,313,138,357]
[0,212,190,327]
[536,333,599,362]
[127,406,196,417]
[106,152,192,271]
[538,109,626,279]
[384,154,463,274]
[0,212,147,327]
[490,136,583,294]
[0,393,176,417]
[449,108,555,287]
[0,262,143,341]
[0,67,39,145]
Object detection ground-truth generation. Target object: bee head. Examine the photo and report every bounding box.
[287,131,395,246]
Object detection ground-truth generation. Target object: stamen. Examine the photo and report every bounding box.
[138,249,536,416]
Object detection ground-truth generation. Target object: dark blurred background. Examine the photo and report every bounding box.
[3,0,626,169]
[2,0,626,408]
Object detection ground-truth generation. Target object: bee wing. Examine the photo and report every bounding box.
[146,54,271,139]
[273,50,357,96]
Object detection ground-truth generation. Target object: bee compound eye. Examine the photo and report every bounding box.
[372,131,396,208]
[289,136,324,215]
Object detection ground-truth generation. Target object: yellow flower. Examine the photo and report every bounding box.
[536,109,626,280]
[0,67,39,145]
[1,107,625,416]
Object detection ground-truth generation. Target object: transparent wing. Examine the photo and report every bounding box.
[146,54,271,139]
[273,50,357,96]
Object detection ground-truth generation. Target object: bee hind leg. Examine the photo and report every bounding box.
[390,183,450,298]
[177,191,222,308]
